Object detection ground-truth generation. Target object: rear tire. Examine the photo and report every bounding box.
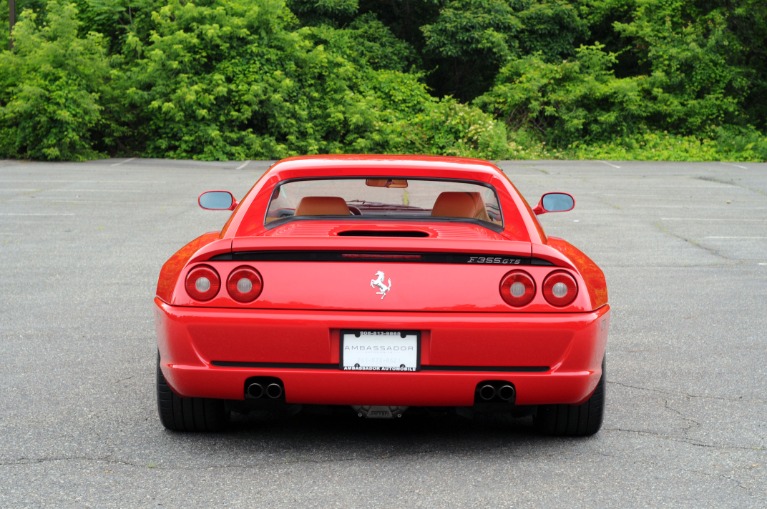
[156,355,227,432]
[534,358,605,437]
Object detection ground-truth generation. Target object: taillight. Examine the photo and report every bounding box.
[185,265,220,301]
[226,266,263,303]
[500,270,536,307]
[543,271,578,307]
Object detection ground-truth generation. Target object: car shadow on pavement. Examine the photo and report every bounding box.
[201,406,580,454]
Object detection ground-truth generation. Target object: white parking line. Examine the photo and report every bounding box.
[661,217,766,222]
[0,179,166,184]
[631,205,767,209]
[0,213,75,216]
[705,236,767,239]
[52,189,145,193]
[598,161,621,168]
[720,162,748,169]
[110,157,136,167]
[236,160,250,170]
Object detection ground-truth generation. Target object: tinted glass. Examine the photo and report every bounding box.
[199,191,233,210]
[265,178,502,227]
[541,193,574,212]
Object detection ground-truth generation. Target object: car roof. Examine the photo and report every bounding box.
[267,155,503,182]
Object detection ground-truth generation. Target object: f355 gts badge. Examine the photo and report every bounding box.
[370,271,392,299]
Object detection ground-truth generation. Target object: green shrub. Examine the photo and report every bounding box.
[0,1,109,160]
[563,131,767,162]
[390,99,509,159]
[713,126,767,162]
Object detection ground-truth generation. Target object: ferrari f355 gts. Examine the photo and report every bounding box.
[155,155,609,435]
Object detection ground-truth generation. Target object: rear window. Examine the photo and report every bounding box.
[265,178,502,228]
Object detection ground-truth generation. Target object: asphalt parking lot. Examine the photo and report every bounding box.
[1,158,765,507]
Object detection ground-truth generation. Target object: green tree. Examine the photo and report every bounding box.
[359,0,442,51]
[2,0,764,161]
[707,0,767,130]
[297,13,417,72]
[287,0,359,25]
[477,44,648,146]
[0,0,109,160]
[110,0,506,159]
[421,0,587,100]
[2,0,48,50]
[70,0,155,54]
[612,0,748,134]
[111,0,299,158]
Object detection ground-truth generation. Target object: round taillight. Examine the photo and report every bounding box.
[185,265,220,301]
[543,271,578,307]
[500,270,536,307]
[226,266,263,303]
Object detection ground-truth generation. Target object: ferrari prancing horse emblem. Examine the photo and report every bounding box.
[370,271,392,299]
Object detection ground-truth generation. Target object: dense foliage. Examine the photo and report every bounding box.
[1,0,765,161]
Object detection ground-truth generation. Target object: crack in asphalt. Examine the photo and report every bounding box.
[653,220,733,261]
[603,427,765,452]
[608,380,767,404]
[696,175,767,198]
[666,464,752,492]
[2,456,141,468]
[600,427,764,494]
[663,399,701,432]
[1,451,433,470]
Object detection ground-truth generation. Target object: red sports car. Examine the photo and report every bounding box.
[155,155,609,435]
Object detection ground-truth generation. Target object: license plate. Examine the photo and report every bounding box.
[341,330,419,371]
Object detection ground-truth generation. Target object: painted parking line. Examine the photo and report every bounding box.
[49,189,146,193]
[661,217,767,222]
[631,205,767,209]
[0,179,167,184]
[704,236,767,239]
[598,161,622,168]
[0,213,75,216]
[236,160,251,170]
[110,157,136,167]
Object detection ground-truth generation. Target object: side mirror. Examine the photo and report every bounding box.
[533,192,575,215]
[198,191,237,210]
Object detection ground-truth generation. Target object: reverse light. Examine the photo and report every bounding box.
[226,266,263,303]
[185,265,220,301]
[500,270,536,307]
[543,271,578,307]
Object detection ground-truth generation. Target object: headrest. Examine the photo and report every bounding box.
[431,192,489,221]
[295,196,350,216]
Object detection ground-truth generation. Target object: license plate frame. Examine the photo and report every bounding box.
[340,330,420,372]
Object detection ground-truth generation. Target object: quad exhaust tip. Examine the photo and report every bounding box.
[479,384,497,401]
[476,381,516,404]
[266,383,283,399]
[246,382,264,399]
[498,384,515,401]
[245,379,284,400]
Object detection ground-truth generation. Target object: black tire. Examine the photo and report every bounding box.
[156,355,227,432]
[534,358,605,437]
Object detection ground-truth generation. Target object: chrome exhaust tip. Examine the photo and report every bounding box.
[266,383,283,399]
[479,384,497,401]
[498,384,516,402]
[246,382,264,399]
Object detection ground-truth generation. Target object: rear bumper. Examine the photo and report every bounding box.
[155,298,609,407]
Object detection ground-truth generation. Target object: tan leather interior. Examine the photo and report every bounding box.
[295,196,351,216]
[431,192,490,221]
